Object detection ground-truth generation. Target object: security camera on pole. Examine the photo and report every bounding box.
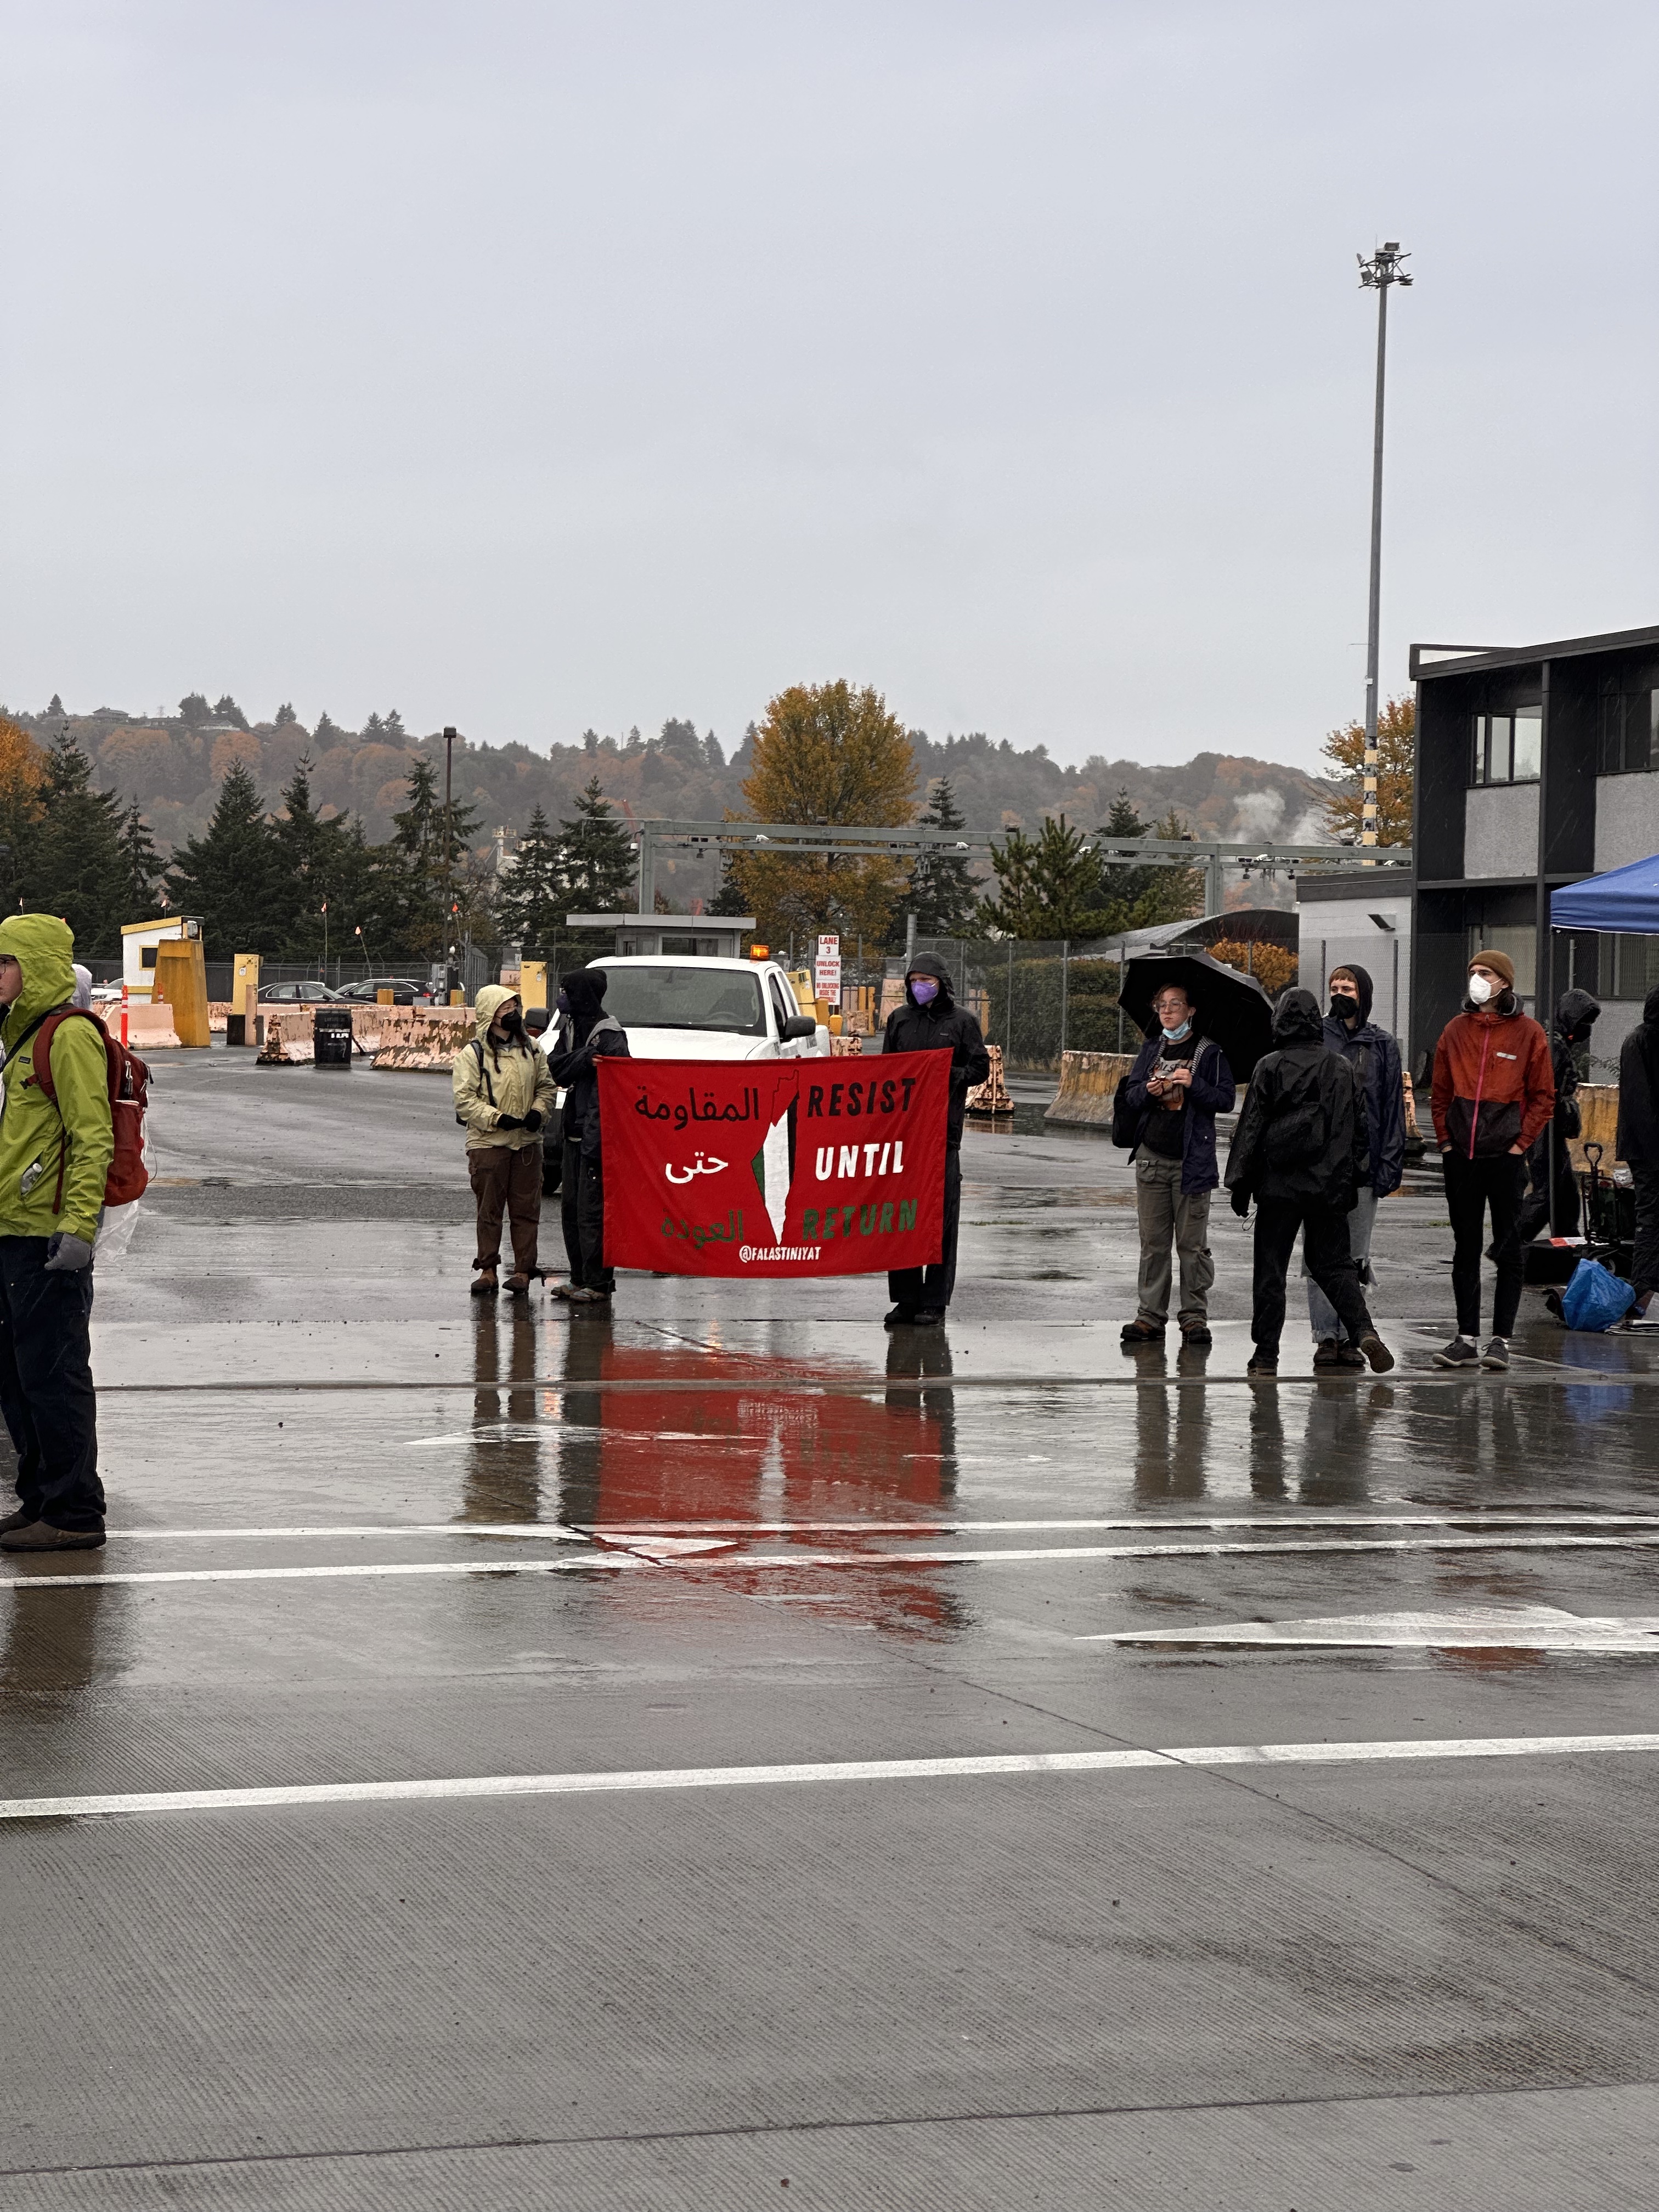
[1357,240,1412,856]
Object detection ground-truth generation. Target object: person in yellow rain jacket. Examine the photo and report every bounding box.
[453,984,555,1298]
[0,914,115,1551]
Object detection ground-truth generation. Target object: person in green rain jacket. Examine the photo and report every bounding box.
[0,913,114,1550]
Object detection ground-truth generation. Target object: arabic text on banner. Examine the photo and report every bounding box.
[598,1049,949,1276]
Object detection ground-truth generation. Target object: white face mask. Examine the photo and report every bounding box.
[1468,973,1494,1005]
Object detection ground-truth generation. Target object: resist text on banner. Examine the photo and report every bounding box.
[599,1050,948,1276]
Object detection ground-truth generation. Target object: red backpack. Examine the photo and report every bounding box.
[26,1007,152,1211]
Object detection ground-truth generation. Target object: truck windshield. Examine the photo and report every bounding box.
[592,964,767,1037]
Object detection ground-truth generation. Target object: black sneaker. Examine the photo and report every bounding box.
[1480,1336,1510,1371]
[1246,1357,1278,1378]
[1120,1318,1165,1345]
[913,1308,946,1327]
[884,1306,918,1330]
[1434,1336,1480,1369]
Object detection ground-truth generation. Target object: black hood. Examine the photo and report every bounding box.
[1644,986,1659,1030]
[1556,986,1601,1043]
[905,952,955,1009]
[561,967,609,1045]
[1330,962,1373,1025]
[1272,986,1324,1046]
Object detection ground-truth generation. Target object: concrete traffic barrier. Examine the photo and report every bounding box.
[965,1043,1014,1119]
[1045,1049,1138,1128]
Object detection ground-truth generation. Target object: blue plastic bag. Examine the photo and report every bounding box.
[1559,1257,1635,1332]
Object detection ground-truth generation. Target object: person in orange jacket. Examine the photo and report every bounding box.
[1430,949,1555,1370]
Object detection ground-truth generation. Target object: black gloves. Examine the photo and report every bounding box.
[1230,1186,1251,1218]
[523,1110,543,1133]
[495,1114,524,1131]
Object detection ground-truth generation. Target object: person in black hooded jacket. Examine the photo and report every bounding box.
[880,953,990,1327]
[546,967,630,1305]
[1617,985,1659,1317]
[1224,988,1394,1377]
[1516,985,1600,1246]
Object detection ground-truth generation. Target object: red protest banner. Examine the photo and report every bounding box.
[598,1049,949,1276]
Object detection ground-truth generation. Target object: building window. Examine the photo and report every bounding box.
[1471,708,1541,785]
[1597,934,1659,1002]
[1467,925,1536,1001]
[1598,682,1656,775]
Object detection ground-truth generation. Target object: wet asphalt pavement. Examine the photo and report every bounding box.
[4,1049,1659,2207]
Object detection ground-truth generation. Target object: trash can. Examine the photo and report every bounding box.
[314,1007,354,1068]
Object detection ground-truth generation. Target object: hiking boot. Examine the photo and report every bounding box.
[884,1306,919,1329]
[1334,1340,1368,1370]
[1480,1336,1510,1371]
[1180,1322,1212,1347]
[470,1269,498,1299]
[1312,1337,1342,1370]
[504,1274,532,1297]
[1358,1331,1395,1374]
[1120,1318,1164,1345]
[1433,1336,1480,1369]
[1246,1357,1278,1379]
[0,1521,105,1552]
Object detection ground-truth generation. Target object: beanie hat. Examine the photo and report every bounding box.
[1469,948,1515,989]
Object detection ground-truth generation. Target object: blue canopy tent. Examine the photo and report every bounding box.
[1551,854,1659,932]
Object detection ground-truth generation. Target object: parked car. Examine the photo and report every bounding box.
[258,980,346,1004]
[335,977,437,1005]
[583,957,830,1061]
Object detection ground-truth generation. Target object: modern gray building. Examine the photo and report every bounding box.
[1412,621,1659,1076]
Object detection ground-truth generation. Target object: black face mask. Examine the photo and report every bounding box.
[1330,994,1359,1022]
[499,1009,524,1037]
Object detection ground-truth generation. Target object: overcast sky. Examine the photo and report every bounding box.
[2,2,1654,771]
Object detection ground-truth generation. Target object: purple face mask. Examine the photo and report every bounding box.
[910,978,939,1005]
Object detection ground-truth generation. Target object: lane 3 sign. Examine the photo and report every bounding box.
[598,1049,949,1275]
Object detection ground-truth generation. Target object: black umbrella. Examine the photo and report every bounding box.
[1121,951,1275,1082]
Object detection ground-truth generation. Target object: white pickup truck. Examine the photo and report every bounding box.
[584,955,831,1060]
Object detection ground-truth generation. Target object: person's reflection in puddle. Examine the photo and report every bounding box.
[1297,1377,1381,1508]
[1132,1345,1209,1502]
[459,1298,546,1525]
[0,1579,125,1756]
[1246,1375,1289,1501]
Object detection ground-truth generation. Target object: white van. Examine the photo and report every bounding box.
[585,955,832,1061]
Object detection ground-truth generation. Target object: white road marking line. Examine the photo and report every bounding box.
[10,1531,1659,1593]
[101,1525,590,1544]
[0,1558,632,1592]
[610,1533,1659,1567]
[1092,1606,1659,1652]
[584,1513,1659,1537]
[6,1732,1659,1822]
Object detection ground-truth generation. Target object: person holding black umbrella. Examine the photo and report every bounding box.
[1224,987,1394,1378]
[1118,979,1236,1349]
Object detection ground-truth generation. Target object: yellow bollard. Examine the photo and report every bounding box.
[229,953,261,1046]
[520,958,548,1011]
[377,988,394,1006]
[153,939,211,1048]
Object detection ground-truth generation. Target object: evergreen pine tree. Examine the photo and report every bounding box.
[274,755,361,957]
[19,732,132,955]
[166,760,292,951]
[908,777,981,936]
[556,778,637,915]
[978,814,1113,941]
[118,803,166,916]
[496,805,566,952]
[274,702,300,727]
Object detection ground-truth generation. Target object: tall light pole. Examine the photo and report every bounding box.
[1357,241,1412,851]
[443,725,458,997]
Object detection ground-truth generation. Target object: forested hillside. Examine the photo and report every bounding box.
[4,691,1336,913]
